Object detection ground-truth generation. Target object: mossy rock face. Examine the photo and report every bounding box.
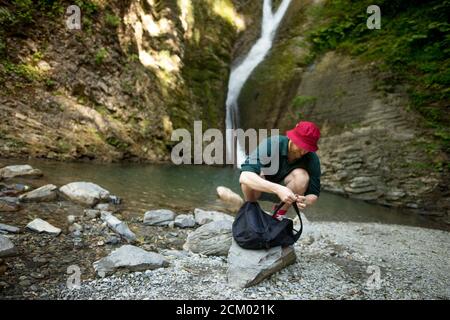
[0,0,254,161]
[238,0,311,132]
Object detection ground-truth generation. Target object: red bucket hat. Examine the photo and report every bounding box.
[286,121,321,152]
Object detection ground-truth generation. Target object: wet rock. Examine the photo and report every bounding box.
[93,245,169,277]
[143,209,175,226]
[0,197,21,212]
[174,214,196,228]
[227,239,297,289]
[26,218,61,236]
[0,223,20,234]
[216,186,244,211]
[194,208,234,225]
[183,220,233,256]
[19,184,57,202]
[0,235,17,257]
[59,182,110,206]
[0,165,43,180]
[101,211,136,243]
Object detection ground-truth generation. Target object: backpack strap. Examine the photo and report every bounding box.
[291,202,303,241]
[273,202,303,240]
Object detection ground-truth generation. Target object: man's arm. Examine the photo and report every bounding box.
[240,171,298,204]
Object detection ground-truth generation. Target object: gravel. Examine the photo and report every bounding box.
[51,221,450,300]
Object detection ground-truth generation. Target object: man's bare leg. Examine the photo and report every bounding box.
[240,173,266,202]
[279,168,309,211]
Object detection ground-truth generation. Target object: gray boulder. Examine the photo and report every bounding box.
[143,209,175,226]
[0,197,21,212]
[174,214,196,228]
[227,239,297,288]
[0,235,17,257]
[101,211,136,243]
[93,245,169,277]
[0,165,43,180]
[0,223,20,234]
[59,182,110,206]
[183,220,233,256]
[26,218,61,236]
[194,208,234,225]
[19,184,57,202]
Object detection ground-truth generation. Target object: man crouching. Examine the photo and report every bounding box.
[239,121,321,220]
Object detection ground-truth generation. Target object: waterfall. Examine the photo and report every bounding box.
[225,0,292,167]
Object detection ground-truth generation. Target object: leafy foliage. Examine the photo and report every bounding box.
[305,0,450,153]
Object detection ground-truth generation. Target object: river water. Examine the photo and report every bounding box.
[3,158,445,231]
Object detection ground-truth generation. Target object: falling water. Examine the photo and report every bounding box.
[225,0,292,167]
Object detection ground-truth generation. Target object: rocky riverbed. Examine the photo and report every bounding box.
[0,164,449,300]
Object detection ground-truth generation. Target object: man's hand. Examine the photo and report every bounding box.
[275,185,297,204]
[295,195,307,209]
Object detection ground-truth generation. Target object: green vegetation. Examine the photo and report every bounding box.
[305,0,450,153]
[0,0,65,28]
[106,136,129,151]
[292,95,317,108]
[0,0,101,84]
[291,95,317,120]
[94,48,109,65]
[1,60,42,82]
[105,12,120,28]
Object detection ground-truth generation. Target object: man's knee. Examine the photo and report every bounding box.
[285,168,309,191]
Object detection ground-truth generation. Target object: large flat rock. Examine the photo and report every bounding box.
[143,209,175,226]
[174,214,196,228]
[194,208,234,225]
[59,182,110,206]
[93,245,169,277]
[0,165,43,180]
[0,235,17,257]
[0,223,20,234]
[0,197,21,212]
[183,220,233,256]
[227,239,297,288]
[26,218,61,236]
[19,184,58,202]
[101,211,136,243]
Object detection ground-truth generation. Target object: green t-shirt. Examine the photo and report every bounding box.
[240,135,321,196]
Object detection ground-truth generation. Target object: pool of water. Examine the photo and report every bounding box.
[1,158,445,230]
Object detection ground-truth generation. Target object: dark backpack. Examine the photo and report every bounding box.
[232,201,303,250]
